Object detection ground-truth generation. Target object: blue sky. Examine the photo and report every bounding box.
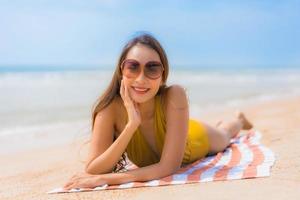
[0,0,299,68]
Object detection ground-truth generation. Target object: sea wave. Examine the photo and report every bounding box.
[1,68,299,138]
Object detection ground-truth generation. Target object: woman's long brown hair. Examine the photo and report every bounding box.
[91,33,170,172]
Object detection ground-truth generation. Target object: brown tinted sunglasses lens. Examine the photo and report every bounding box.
[122,60,140,78]
[144,62,164,79]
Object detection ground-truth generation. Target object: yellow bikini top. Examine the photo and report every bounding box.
[124,94,209,167]
[125,95,166,167]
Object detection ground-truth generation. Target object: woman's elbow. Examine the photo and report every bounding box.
[85,164,95,174]
[159,162,180,177]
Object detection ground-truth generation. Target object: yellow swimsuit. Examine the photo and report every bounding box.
[125,95,210,167]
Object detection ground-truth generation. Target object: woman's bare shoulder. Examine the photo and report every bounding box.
[94,96,124,121]
[93,96,126,136]
[111,96,127,133]
[163,84,188,110]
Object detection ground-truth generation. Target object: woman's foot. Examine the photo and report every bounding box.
[236,112,253,130]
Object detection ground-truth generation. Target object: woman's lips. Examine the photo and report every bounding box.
[131,86,150,94]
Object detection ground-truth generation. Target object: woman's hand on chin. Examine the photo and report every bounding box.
[120,79,141,129]
[63,172,106,190]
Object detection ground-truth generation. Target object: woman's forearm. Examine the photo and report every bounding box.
[86,124,137,174]
[99,162,175,186]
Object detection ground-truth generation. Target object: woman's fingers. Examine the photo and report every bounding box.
[63,172,98,191]
[71,174,79,179]
[120,80,141,125]
[63,177,76,188]
[124,83,128,99]
[64,178,84,190]
[64,182,78,190]
[124,84,133,106]
[64,181,92,190]
[120,80,130,105]
[63,180,74,189]
[63,173,83,188]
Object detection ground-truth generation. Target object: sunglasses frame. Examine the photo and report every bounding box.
[120,59,164,80]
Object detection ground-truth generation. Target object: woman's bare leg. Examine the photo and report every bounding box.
[204,112,253,155]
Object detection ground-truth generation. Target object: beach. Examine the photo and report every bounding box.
[2,0,300,198]
[1,0,300,198]
[1,95,299,200]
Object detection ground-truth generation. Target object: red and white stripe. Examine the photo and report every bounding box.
[48,130,275,194]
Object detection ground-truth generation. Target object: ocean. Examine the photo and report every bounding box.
[1,67,299,153]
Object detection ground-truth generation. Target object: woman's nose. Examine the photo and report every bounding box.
[135,69,147,82]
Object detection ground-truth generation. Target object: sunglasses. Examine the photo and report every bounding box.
[121,59,164,80]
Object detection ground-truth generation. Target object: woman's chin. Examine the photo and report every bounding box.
[131,96,150,104]
[130,92,152,104]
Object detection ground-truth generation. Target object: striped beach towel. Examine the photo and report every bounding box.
[48,130,275,194]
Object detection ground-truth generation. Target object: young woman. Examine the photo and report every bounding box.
[63,33,252,190]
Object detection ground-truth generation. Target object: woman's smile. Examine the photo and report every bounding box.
[131,86,150,94]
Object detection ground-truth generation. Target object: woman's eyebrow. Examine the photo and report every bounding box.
[146,61,162,64]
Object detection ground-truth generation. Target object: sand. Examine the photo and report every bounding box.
[1,96,300,200]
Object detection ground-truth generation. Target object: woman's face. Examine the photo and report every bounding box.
[121,44,163,104]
